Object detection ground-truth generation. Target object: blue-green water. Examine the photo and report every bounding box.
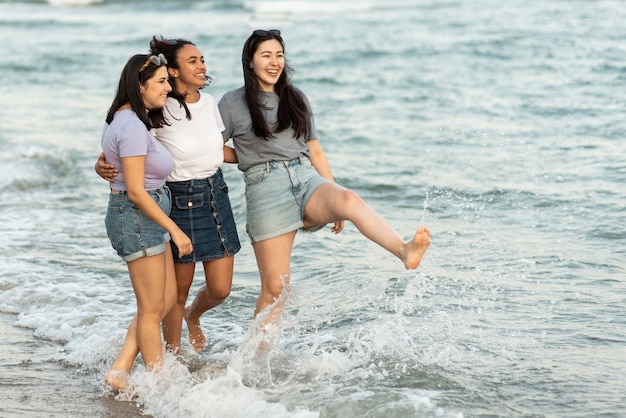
[0,0,624,417]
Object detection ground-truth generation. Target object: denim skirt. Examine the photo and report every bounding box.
[167,168,241,263]
[105,186,171,263]
[243,156,329,243]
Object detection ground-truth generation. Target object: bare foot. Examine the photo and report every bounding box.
[403,226,431,269]
[166,342,181,356]
[184,307,206,353]
[104,369,130,392]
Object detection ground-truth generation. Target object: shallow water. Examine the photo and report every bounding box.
[1,0,625,417]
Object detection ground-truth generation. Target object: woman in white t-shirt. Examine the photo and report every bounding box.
[97,37,240,356]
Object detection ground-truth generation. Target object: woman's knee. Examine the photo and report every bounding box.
[175,287,190,305]
[174,274,194,303]
[138,301,165,320]
[261,279,285,301]
[208,284,231,301]
[338,189,364,212]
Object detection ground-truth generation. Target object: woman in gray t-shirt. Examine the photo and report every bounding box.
[218,30,431,331]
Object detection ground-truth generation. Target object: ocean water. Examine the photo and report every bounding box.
[1,0,625,417]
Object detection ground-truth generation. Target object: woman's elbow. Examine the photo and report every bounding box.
[126,188,144,204]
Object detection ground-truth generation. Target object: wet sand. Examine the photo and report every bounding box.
[0,313,147,418]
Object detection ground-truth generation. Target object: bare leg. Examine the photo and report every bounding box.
[303,183,430,269]
[184,256,234,352]
[252,232,295,319]
[104,315,138,391]
[105,244,177,390]
[162,262,195,354]
[127,254,168,370]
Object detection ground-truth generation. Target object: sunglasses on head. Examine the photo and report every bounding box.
[253,29,281,37]
[139,53,168,73]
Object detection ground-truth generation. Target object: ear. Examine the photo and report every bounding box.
[168,69,178,78]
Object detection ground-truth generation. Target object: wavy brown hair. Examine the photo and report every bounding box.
[105,54,168,130]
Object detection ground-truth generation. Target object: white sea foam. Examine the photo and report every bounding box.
[47,0,104,6]
[0,0,624,416]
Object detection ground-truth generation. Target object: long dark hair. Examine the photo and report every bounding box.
[242,30,311,140]
[105,54,168,130]
[149,36,199,121]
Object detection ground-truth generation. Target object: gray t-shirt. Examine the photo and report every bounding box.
[218,86,318,172]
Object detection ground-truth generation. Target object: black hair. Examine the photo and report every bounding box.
[149,36,198,121]
[241,30,311,140]
[105,54,168,129]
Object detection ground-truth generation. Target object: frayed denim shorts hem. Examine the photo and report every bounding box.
[243,156,329,244]
[105,186,171,263]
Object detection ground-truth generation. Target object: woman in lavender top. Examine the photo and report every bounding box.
[100,53,192,391]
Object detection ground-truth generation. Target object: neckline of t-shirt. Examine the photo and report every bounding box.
[170,93,206,109]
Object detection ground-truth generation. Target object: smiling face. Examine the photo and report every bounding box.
[169,44,207,94]
[140,66,171,110]
[250,39,284,92]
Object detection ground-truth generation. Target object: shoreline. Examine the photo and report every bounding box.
[0,312,146,418]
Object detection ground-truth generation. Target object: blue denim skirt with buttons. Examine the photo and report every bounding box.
[167,168,241,263]
[105,186,171,263]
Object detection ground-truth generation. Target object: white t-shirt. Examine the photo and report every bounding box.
[154,93,225,182]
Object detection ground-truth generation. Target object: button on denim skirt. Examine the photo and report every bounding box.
[167,168,241,263]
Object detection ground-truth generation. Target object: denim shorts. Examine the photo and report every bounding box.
[244,155,329,243]
[167,169,241,263]
[105,186,171,263]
